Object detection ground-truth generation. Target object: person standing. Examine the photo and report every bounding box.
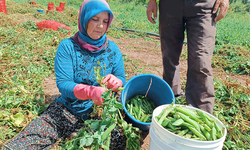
[146,0,229,114]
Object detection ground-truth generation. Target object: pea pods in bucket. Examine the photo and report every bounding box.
[121,74,175,131]
[126,94,155,123]
[149,103,227,150]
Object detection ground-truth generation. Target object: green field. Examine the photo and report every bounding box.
[0,0,250,149]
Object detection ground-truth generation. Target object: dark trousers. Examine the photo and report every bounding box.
[159,0,217,114]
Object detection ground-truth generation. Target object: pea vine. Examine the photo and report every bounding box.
[61,63,141,150]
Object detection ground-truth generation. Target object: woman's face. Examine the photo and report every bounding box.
[86,11,109,40]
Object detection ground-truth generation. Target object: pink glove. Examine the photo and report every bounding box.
[73,84,107,105]
[102,74,123,92]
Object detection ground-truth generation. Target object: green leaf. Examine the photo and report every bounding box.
[100,118,112,131]
[93,131,102,144]
[86,137,94,146]
[101,118,112,126]
[100,125,106,131]
[102,90,112,100]
[122,121,128,129]
[0,110,10,119]
[84,120,92,125]
[13,113,24,126]
[90,121,100,130]
[108,106,117,112]
[80,138,86,147]
[114,102,123,109]
[172,118,184,126]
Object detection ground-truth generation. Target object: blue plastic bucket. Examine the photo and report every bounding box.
[121,74,175,131]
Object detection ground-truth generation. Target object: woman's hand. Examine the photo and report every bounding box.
[91,86,107,105]
[73,84,107,105]
[102,74,123,92]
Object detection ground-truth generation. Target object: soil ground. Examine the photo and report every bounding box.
[42,34,250,150]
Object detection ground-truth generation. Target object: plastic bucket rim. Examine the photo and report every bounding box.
[121,74,175,126]
[152,104,227,144]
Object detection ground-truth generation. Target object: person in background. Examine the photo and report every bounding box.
[146,0,229,114]
[2,0,125,149]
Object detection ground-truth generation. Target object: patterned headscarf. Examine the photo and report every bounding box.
[71,0,113,51]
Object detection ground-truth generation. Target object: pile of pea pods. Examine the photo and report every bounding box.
[155,103,224,141]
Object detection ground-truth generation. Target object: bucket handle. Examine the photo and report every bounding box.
[145,78,152,97]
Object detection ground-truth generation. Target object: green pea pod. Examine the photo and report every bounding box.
[197,110,213,129]
[200,124,211,141]
[133,99,139,108]
[213,121,223,139]
[175,106,200,122]
[157,103,175,125]
[203,123,212,132]
[178,112,200,131]
[177,129,189,137]
[129,103,133,116]
[101,123,116,143]
[161,118,170,127]
[211,126,217,140]
[138,106,142,119]
[140,114,147,122]
[182,122,206,140]
[117,87,125,91]
[167,118,180,131]
[143,115,150,122]
[189,126,206,140]
[104,134,111,149]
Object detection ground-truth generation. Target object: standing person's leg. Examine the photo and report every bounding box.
[2,101,82,150]
[159,0,185,97]
[184,0,217,114]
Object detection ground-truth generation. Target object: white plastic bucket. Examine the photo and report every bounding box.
[149,104,227,150]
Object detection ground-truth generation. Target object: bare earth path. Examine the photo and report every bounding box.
[43,35,250,150]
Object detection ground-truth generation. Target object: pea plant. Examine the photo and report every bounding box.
[61,63,141,150]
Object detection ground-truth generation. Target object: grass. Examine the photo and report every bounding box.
[0,0,250,149]
[215,13,250,47]
[212,12,250,75]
